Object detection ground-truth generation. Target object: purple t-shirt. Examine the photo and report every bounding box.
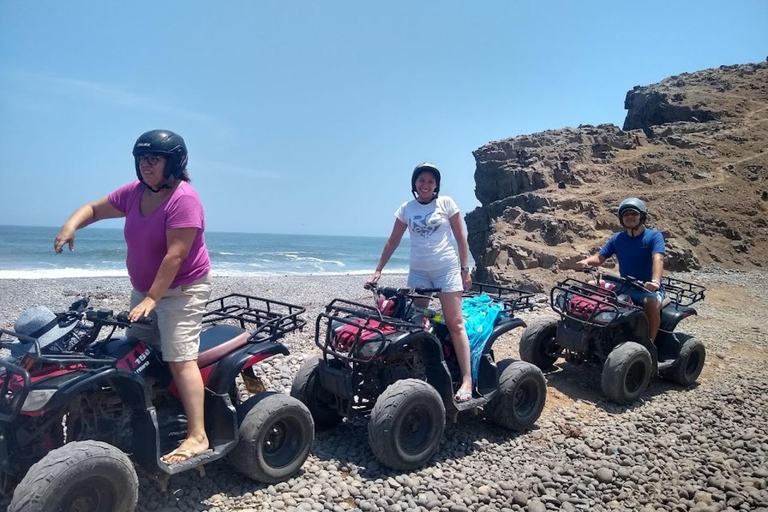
[108,180,211,293]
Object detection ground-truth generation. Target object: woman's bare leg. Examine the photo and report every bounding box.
[439,291,472,400]
[164,360,209,462]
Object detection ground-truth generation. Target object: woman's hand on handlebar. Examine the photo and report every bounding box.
[129,297,156,322]
[366,270,382,286]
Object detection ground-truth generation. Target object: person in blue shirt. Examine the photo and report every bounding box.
[576,198,666,343]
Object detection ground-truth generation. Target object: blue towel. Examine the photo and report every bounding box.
[462,295,507,383]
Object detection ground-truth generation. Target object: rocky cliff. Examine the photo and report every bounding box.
[467,61,768,290]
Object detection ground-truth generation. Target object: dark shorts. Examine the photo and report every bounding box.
[622,285,665,307]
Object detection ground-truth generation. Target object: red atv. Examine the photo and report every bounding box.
[0,294,314,512]
[520,268,706,404]
[291,282,546,470]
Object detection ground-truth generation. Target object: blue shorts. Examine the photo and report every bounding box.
[623,286,665,307]
[408,265,463,293]
[604,275,665,306]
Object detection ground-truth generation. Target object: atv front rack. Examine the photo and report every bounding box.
[551,278,642,326]
[0,329,115,422]
[316,298,422,362]
[465,283,535,314]
[203,294,306,342]
[661,276,706,307]
[0,354,29,422]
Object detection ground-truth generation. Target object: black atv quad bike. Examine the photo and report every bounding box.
[0,294,314,512]
[290,282,546,471]
[520,268,706,404]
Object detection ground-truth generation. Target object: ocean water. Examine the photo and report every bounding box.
[0,225,414,279]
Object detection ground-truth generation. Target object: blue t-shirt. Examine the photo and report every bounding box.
[598,228,666,282]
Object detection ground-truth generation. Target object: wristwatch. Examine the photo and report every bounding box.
[460,266,470,272]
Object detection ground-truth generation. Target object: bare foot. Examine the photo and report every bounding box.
[162,435,209,464]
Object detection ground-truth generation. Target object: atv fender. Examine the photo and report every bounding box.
[385,331,453,409]
[474,317,527,393]
[483,317,527,354]
[29,367,161,472]
[43,367,151,413]
[205,341,289,395]
[659,305,697,333]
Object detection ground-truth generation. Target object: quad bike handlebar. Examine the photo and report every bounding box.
[364,282,442,297]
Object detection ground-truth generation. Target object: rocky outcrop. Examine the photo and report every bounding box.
[468,62,768,289]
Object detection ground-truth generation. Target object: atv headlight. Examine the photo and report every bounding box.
[21,389,57,413]
[593,311,618,324]
[357,340,385,359]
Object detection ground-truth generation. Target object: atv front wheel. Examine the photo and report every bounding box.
[519,319,562,369]
[368,379,445,470]
[486,360,547,430]
[601,342,652,404]
[662,337,705,386]
[8,440,138,512]
[230,392,314,483]
[290,355,343,430]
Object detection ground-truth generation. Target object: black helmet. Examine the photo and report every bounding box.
[411,162,441,201]
[618,197,647,227]
[132,129,188,184]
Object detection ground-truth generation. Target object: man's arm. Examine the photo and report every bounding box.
[644,252,665,291]
[577,253,606,269]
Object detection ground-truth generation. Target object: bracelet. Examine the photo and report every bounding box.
[651,279,661,285]
[460,266,470,272]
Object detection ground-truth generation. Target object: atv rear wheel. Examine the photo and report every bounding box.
[519,319,561,369]
[8,440,138,512]
[662,337,705,386]
[486,360,547,430]
[230,392,314,483]
[368,379,445,470]
[601,342,652,404]
[290,355,343,430]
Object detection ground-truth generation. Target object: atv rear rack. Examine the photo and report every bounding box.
[316,298,422,362]
[203,293,306,342]
[661,276,706,307]
[465,283,535,314]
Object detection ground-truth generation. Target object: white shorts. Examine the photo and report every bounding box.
[407,265,463,293]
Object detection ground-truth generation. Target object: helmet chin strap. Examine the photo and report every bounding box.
[141,176,175,193]
[412,191,437,204]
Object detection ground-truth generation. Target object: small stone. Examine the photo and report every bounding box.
[512,491,529,506]
[596,468,614,484]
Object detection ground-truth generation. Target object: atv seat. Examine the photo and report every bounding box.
[197,325,250,367]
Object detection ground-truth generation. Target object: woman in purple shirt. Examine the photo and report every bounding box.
[54,129,212,464]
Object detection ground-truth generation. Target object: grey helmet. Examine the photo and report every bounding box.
[618,197,647,227]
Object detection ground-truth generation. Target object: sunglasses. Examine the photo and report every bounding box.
[137,154,165,166]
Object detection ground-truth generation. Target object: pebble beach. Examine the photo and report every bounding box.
[1,269,766,512]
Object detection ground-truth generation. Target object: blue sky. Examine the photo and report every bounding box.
[1,1,766,237]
